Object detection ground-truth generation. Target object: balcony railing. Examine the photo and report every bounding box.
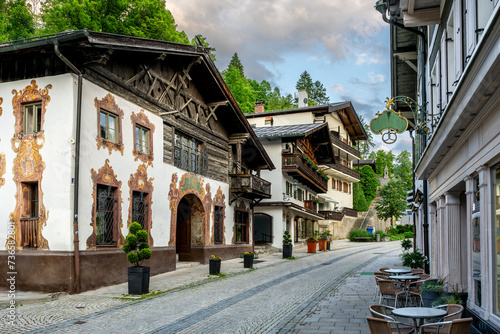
[230,174,271,199]
[330,132,361,159]
[282,153,328,193]
[304,200,318,212]
[20,218,38,248]
[329,160,361,180]
[319,208,358,221]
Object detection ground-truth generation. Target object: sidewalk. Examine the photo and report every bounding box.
[1,239,364,307]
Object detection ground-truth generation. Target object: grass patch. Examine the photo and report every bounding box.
[114,289,166,301]
[208,273,227,278]
[285,256,296,260]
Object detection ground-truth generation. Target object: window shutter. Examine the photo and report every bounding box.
[466,0,476,58]
[454,0,463,80]
[435,51,441,114]
[440,31,448,110]
[426,65,433,128]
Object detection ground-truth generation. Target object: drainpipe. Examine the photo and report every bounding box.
[54,41,83,294]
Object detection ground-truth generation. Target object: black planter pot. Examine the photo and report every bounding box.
[128,266,150,295]
[282,244,293,258]
[209,259,221,275]
[244,254,254,268]
[421,291,440,307]
[326,242,331,250]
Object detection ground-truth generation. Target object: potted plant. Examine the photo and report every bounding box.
[420,278,445,307]
[282,230,293,258]
[243,252,254,268]
[318,233,328,251]
[401,239,412,252]
[325,230,333,250]
[122,222,152,295]
[400,248,428,269]
[209,255,221,275]
[306,236,317,253]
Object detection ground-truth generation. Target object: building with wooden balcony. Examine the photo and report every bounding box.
[250,123,334,248]
[377,0,500,332]
[0,31,274,293]
[246,100,367,240]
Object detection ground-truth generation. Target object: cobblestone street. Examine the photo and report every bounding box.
[1,241,402,333]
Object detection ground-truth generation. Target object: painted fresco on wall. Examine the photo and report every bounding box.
[168,173,215,246]
[94,94,124,155]
[9,80,52,250]
[130,110,155,166]
[87,159,125,249]
[128,164,154,245]
[0,99,3,187]
[211,187,226,245]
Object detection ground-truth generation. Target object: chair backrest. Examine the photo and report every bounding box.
[366,316,392,334]
[448,318,472,334]
[375,271,390,276]
[378,280,397,295]
[379,267,390,273]
[445,304,464,321]
[368,304,394,321]
[412,268,424,274]
[419,274,431,280]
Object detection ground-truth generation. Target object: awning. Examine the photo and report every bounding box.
[318,195,339,204]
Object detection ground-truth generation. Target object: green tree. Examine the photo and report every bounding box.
[394,150,413,192]
[227,53,245,77]
[353,182,369,211]
[359,165,379,203]
[375,177,408,225]
[295,70,330,106]
[0,0,36,43]
[40,0,189,43]
[223,66,255,114]
[353,115,375,159]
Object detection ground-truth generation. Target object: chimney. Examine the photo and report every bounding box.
[298,90,308,108]
[254,101,265,113]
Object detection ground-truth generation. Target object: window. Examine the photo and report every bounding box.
[22,103,42,135]
[235,210,249,243]
[343,182,348,193]
[132,191,149,230]
[174,132,207,175]
[332,178,336,190]
[337,180,342,191]
[214,206,224,244]
[20,182,39,248]
[472,176,481,305]
[297,188,304,201]
[349,183,351,194]
[100,109,118,143]
[493,166,500,315]
[135,125,150,155]
[96,185,118,246]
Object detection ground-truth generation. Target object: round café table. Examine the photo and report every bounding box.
[389,275,420,306]
[384,268,412,275]
[392,307,447,331]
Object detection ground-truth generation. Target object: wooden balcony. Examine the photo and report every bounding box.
[330,132,361,159]
[20,218,39,248]
[230,174,271,200]
[319,208,358,221]
[282,153,328,193]
[304,200,318,212]
[330,160,361,180]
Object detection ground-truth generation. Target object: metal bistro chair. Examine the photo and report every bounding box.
[375,273,390,297]
[420,304,464,334]
[367,316,394,334]
[378,279,406,307]
[418,317,472,334]
[412,268,425,275]
[369,304,415,334]
[407,276,431,306]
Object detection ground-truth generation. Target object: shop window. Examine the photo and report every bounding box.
[96,185,118,246]
[472,176,481,306]
[493,166,500,316]
[22,103,42,135]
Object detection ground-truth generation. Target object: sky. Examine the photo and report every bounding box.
[167,0,412,156]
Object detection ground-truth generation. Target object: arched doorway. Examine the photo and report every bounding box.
[254,213,272,244]
[176,194,204,261]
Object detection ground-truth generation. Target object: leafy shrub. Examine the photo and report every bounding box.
[404,231,414,238]
[283,230,292,245]
[387,226,398,235]
[401,248,428,269]
[389,234,405,241]
[396,224,414,234]
[401,238,412,251]
[122,222,152,267]
[349,229,373,241]
[432,294,462,307]
[374,230,386,237]
[421,279,444,293]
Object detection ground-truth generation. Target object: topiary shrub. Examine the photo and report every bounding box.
[123,222,152,267]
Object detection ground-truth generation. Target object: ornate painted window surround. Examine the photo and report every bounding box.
[13,80,51,139]
[128,164,154,245]
[95,94,124,155]
[87,159,125,249]
[131,110,155,166]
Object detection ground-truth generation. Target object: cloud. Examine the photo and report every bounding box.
[331,84,348,95]
[368,72,385,83]
[355,53,386,66]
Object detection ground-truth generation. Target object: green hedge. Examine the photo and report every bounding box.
[349,229,373,241]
